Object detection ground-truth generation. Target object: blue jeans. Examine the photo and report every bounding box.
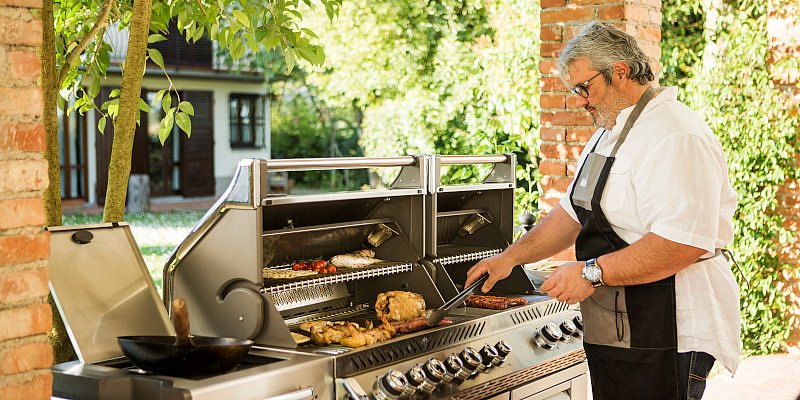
[677,351,716,400]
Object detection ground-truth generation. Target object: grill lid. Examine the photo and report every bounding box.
[48,223,174,364]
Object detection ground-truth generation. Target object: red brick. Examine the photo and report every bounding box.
[0,0,43,7]
[567,161,578,176]
[540,143,584,160]
[541,41,565,58]
[541,7,595,24]
[0,123,45,152]
[566,127,597,142]
[0,304,52,341]
[0,159,49,194]
[0,87,43,118]
[541,94,566,109]
[539,160,566,176]
[573,0,617,4]
[0,266,49,303]
[0,372,52,400]
[625,4,650,21]
[637,25,662,43]
[539,194,562,211]
[540,175,573,193]
[540,76,567,92]
[541,110,594,127]
[0,233,49,267]
[540,25,563,42]
[8,50,40,82]
[539,59,559,75]
[599,4,625,20]
[0,198,45,230]
[0,15,42,47]
[541,0,566,9]
[540,127,565,141]
[0,340,53,374]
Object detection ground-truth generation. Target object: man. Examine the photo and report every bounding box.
[465,21,740,400]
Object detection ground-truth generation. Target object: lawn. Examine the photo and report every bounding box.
[62,211,206,295]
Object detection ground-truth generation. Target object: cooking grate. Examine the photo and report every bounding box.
[263,262,414,294]
[446,349,587,400]
[336,319,486,376]
[435,249,502,266]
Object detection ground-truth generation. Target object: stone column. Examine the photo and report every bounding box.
[0,0,53,398]
[538,0,662,259]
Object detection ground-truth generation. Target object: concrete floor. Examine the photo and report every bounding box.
[703,352,800,400]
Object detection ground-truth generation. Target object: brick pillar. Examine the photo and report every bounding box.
[0,0,54,398]
[769,0,800,345]
[538,0,662,260]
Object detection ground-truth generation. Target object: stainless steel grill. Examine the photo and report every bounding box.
[50,155,588,400]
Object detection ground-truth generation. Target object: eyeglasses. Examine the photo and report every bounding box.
[570,71,604,98]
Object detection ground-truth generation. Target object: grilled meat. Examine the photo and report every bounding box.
[306,321,361,346]
[375,291,426,322]
[391,317,453,333]
[329,249,384,268]
[465,294,528,310]
[340,319,396,348]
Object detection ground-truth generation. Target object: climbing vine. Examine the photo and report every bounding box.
[662,0,800,355]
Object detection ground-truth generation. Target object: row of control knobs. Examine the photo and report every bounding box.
[534,315,583,350]
[373,341,512,400]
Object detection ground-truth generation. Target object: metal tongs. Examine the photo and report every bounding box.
[426,274,490,326]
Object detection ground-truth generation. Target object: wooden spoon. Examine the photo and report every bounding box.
[172,297,195,347]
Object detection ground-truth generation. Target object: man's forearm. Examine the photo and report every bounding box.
[597,233,706,286]
[502,204,581,265]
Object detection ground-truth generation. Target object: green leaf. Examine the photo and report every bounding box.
[147,48,165,70]
[285,49,296,73]
[138,98,150,112]
[175,112,192,137]
[148,34,167,43]
[97,116,107,134]
[178,101,194,116]
[109,89,120,98]
[158,126,171,145]
[162,93,172,112]
[192,26,205,43]
[300,28,318,39]
[233,10,250,28]
[155,89,166,103]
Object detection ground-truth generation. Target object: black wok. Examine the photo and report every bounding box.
[118,298,253,377]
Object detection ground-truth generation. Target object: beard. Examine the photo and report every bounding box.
[586,86,631,130]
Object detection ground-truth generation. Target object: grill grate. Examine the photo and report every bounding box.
[263,263,414,294]
[435,249,502,266]
[446,349,587,400]
[337,320,486,376]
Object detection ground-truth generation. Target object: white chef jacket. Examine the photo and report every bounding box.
[559,86,741,374]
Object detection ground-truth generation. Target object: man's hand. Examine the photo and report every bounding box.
[464,254,516,293]
[539,261,595,304]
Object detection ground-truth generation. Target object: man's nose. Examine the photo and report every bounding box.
[574,95,589,108]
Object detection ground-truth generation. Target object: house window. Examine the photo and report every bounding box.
[229,94,265,148]
[57,106,88,200]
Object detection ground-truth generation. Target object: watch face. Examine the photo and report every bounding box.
[584,265,601,282]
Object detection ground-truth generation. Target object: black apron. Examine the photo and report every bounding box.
[570,87,684,400]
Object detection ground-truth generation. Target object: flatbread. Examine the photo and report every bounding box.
[291,332,311,345]
[263,268,317,279]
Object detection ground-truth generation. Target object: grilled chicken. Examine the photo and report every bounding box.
[340,318,396,348]
[375,291,426,322]
[329,249,384,268]
[306,321,361,346]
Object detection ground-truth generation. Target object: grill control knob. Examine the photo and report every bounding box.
[573,315,583,331]
[492,340,512,366]
[373,369,408,400]
[459,347,482,377]
[402,364,425,398]
[560,319,581,339]
[534,322,563,350]
[478,344,499,372]
[418,358,446,394]
[442,354,464,384]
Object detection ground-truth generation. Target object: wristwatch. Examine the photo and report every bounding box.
[582,258,605,287]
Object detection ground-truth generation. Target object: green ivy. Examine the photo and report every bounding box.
[662,0,800,355]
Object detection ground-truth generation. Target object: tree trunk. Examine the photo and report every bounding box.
[102,0,153,222]
[41,0,61,227]
[41,0,78,364]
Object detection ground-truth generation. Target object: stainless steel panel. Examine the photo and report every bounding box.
[48,223,173,364]
[511,363,588,400]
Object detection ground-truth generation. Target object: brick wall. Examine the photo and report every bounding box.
[0,0,53,398]
[538,0,662,260]
[769,0,800,345]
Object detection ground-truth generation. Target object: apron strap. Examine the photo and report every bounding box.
[610,86,657,157]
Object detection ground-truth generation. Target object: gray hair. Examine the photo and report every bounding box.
[557,21,654,85]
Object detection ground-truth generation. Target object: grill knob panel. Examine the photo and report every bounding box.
[560,319,581,339]
[459,347,482,379]
[573,315,583,331]
[373,369,408,400]
[418,358,446,393]
[493,340,512,366]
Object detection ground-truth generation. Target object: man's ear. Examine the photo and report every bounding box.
[613,61,629,81]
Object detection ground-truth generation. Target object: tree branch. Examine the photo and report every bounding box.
[57,0,115,86]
